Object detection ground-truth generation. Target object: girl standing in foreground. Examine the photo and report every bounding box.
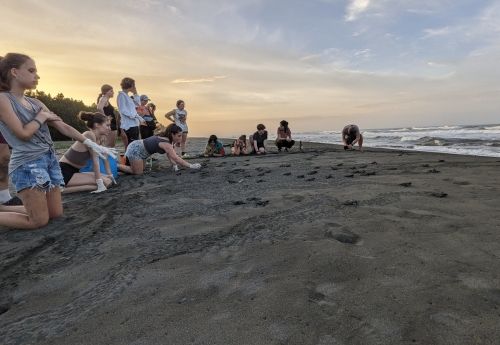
[165,100,189,157]
[118,124,201,175]
[0,53,114,229]
[59,112,115,194]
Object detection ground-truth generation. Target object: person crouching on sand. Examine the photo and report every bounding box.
[250,124,267,155]
[342,124,363,151]
[275,120,295,152]
[118,124,201,175]
[0,53,115,229]
[59,112,115,194]
[231,135,248,156]
[204,135,225,157]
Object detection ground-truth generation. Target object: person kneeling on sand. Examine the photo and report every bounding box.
[275,120,295,152]
[250,124,267,154]
[59,112,115,194]
[118,124,201,175]
[231,135,248,156]
[342,124,363,151]
[204,135,225,157]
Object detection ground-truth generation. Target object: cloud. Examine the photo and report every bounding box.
[422,26,453,39]
[345,0,371,22]
[171,76,227,84]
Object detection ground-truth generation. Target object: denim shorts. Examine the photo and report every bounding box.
[125,140,150,161]
[10,150,65,193]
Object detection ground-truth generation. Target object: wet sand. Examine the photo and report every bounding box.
[1,139,500,345]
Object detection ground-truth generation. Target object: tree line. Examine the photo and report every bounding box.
[25,90,97,141]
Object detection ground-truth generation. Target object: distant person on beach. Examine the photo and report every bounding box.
[117,77,145,149]
[342,124,363,151]
[0,53,115,229]
[231,135,248,156]
[59,112,115,194]
[118,124,201,175]
[204,135,225,157]
[96,84,119,147]
[250,124,268,154]
[275,120,295,152]
[136,95,157,140]
[165,100,189,157]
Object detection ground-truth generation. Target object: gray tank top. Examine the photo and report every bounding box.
[0,92,54,174]
[143,136,170,155]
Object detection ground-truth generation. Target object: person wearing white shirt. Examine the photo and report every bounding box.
[117,77,144,148]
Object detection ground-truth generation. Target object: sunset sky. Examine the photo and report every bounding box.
[3,0,500,136]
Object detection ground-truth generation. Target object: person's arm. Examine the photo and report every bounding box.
[0,95,60,141]
[85,132,102,181]
[160,142,200,168]
[287,128,292,140]
[117,92,142,121]
[165,109,176,123]
[96,96,108,114]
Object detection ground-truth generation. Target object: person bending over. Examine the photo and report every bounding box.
[204,135,225,157]
[250,124,267,155]
[275,120,295,152]
[342,124,363,151]
[0,53,114,229]
[118,124,201,175]
[59,112,115,194]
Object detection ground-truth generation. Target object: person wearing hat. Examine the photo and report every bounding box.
[137,95,157,139]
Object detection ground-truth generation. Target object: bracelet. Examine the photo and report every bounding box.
[32,118,43,128]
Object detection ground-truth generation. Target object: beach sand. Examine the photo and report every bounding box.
[1,139,499,345]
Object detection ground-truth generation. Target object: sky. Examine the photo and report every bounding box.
[2,0,500,136]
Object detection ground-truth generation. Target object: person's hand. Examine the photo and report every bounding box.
[172,164,179,172]
[109,175,117,185]
[91,179,107,193]
[83,139,118,159]
[256,151,262,155]
[38,110,61,122]
[347,145,353,149]
[189,163,202,169]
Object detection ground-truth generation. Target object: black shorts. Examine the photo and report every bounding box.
[124,126,140,143]
[59,162,80,185]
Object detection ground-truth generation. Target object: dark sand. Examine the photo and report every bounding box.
[1,139,500,345]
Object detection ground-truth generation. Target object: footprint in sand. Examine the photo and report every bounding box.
[325,228,361,245]
[305,178,316,182]
[256,179,266,183]
[387,167,398,171]
[326,174,333,179]
[342,200,359,206]
[453,180,470,185]
[344,174,354,178]
[297,175,305,179]
[438,159,445,162]
[313,166,321,170]
[360,171,376,176]
[427,169,440,173]
[244,174,252,178]
[307,171,318,175]
[399,182,412,187]
[280,163,291,167]
[233,200,246,205]
[255,200,269,206]
[283,172,292,176]
[331,167,338,170]
[371,161,378,165]
[337,163,344,166]
[428,192,448,198]
[421,164,430,167]
[257,173,265,177]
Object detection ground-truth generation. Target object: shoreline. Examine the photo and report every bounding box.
[1,140,500,344]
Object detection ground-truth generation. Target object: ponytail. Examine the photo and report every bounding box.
[78,111,108,129]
